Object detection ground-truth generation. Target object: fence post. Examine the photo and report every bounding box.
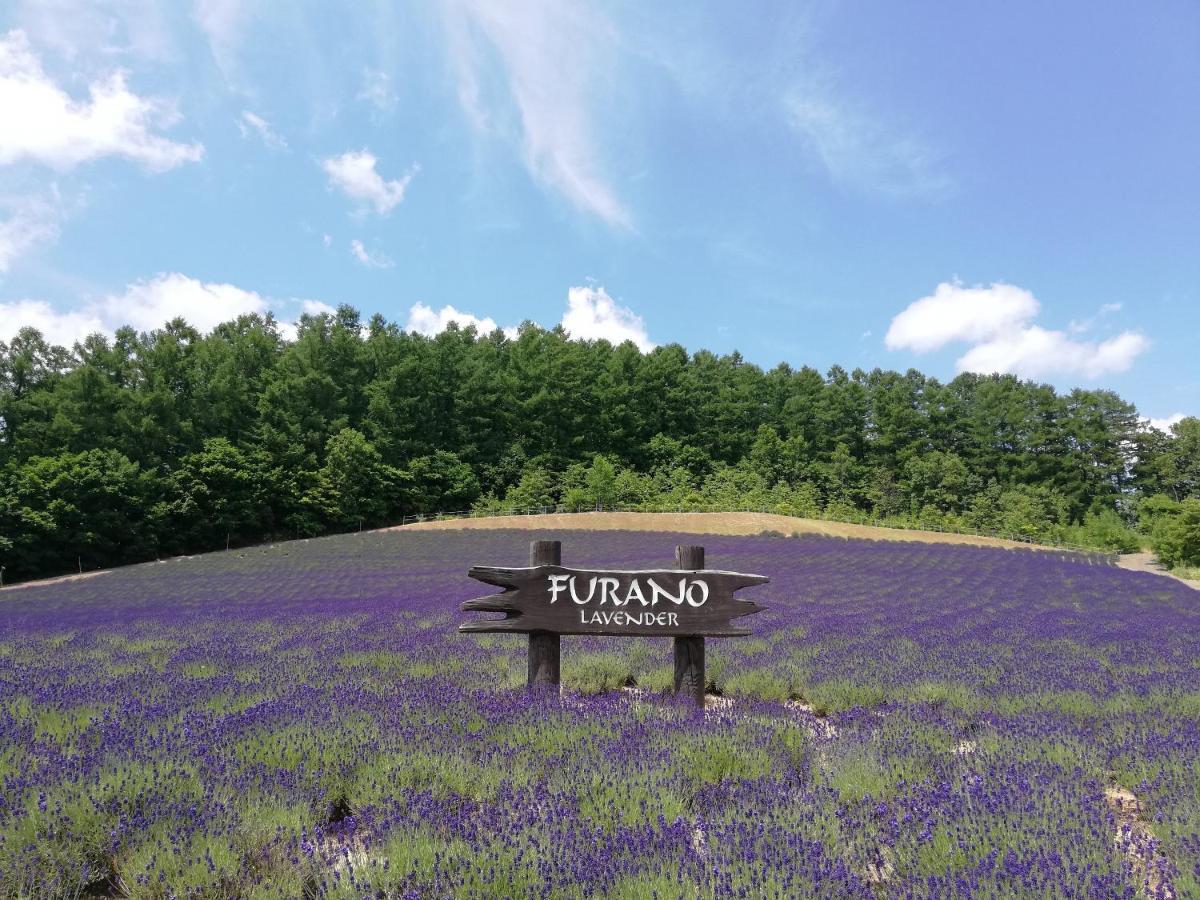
[673,545,706,708]
[527,540,561,692]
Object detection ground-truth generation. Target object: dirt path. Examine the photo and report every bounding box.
[393,510,1042,550]
[1116,552,1199,591]
[0,569,110,592]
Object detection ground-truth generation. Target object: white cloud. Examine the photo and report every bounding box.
[561,285,654,351]
[406,301,511,337]
[1,273,270,346]
[886,281,1150,380]
[956,327,1149,381]
[442,0,632,228]
[349,239,394,269]
[358,69,397,113]
[12,0,177,64]
[237,110,287,150]
[0,298,105,345]
[0,29,203,171]
[784,81,948,197]
[0,191,62,273]
[300,299,336,316]
[1146,413,1188,434]
[322,150,415,215]
[1,273,337,347]
[100,272,268,332]
[402,284,652,349]
[192,0,250,81]
[885,282,1040,353]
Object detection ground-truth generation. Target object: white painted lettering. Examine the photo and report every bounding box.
[598,577,621,605]
[685,579,709,607]
[624,580,648,607]
[570,576,598,605]
[548,573,570,604]
[649,577,687,606]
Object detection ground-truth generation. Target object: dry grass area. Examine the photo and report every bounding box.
[393,510,1039,549]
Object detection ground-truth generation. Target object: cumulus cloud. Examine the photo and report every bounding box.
[442,0,632,228]
[885,282,1041,354]
[321,150,416,215]
[402,284,653,350]
[0,273,286,347]
[300,299,336,316]
[886,281,1149,380]
[406,301,513,338]
[237,111,287,149]
[100,273,269,333]
[560,285,654,351]
[349,239,394,269]
[1147,413,1188,434]
[0,191,62,273]
[0,298,105,346]
[0,29,203,171]
[955,328,1149,381]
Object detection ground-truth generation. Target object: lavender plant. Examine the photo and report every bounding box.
[0,530,1195,898]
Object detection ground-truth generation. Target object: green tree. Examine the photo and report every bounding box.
[1152,499,1200,568]
[306,428,405,529]
[164,438,271,552]
[405,450,479,514]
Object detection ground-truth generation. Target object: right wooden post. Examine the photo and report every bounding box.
[673,544,706,707]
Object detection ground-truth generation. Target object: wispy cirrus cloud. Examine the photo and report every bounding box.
[784,79,949,198]
[237,111,287,150]
[349,239,393,269]
[0,189,63,273]
[441,0,632,229]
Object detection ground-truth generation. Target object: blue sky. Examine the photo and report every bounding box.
[0,1,1196,425]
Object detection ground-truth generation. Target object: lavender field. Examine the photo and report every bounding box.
[1,530,1197,899]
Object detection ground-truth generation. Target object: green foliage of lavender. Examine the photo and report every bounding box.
[1,529,1198,897]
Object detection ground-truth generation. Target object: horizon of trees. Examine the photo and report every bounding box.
[2,305,1198,583]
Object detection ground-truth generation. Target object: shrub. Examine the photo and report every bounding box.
[1152,499,1200,569]
[1064,508,1142,553]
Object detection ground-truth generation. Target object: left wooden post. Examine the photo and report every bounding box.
[527,540,561,692]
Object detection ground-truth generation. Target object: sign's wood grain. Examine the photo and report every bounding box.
[461,564,768,637]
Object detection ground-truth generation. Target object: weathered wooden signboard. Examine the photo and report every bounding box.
[462,565,767,636]
[460,540,768,706]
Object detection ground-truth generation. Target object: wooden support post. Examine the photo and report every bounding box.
[527,540,561,692]
[673,544,706,707]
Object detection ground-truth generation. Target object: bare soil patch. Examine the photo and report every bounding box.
[1105,786,1175,898]
[1116,552,1199,591]
[1,569,110,592]
[393,511,1037,549]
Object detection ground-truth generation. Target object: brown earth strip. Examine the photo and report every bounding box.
[391,511,1039,549]
[1,569,110,592]
[1115,552,1200,591]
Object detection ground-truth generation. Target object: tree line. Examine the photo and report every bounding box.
[2,305,1198,583]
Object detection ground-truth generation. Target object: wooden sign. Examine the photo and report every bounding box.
[459,541,768,707]
[462,565,768,636]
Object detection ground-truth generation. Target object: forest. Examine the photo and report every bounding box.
[2,305,1198,583]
